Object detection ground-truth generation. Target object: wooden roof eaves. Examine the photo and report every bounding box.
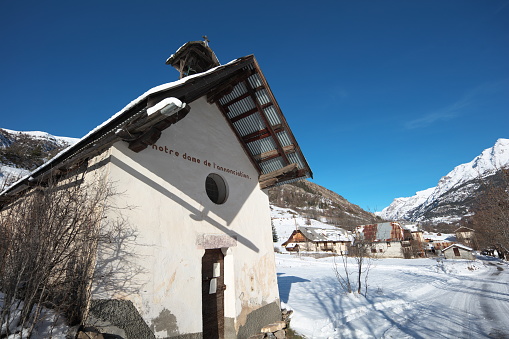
[209,57,313,189]
[214,98,263,174]
[242,75,291,167]
[250,57,313,181]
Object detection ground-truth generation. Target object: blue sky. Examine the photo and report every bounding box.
[1,0,508,211]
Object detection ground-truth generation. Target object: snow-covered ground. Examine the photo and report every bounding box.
[276,253,509,338]
[0,293,69,338]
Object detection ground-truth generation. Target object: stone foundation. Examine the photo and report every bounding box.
[247,308,293,339]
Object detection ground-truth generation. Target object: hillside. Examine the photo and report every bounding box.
[0,128,78,188]
[268,179,383,230]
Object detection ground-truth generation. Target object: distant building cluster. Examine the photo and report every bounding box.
[281,222,478,260]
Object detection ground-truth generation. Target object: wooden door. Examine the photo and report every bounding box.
[453,247,461,257]
[202,249,225,339]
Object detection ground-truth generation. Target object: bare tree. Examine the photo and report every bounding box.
[467,168,509,256]
[350,240,375,295]
[0,169,124,337]
[332,253,353,294]
[333,239,375,296]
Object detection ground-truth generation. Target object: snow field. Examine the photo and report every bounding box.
[276,253,509,338]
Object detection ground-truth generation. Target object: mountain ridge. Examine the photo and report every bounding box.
[0,128,78,188]
[378,138,509,223]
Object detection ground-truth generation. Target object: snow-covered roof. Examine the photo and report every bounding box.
[1,60,239,197]
[442,243,473,252]
[400,223,420,232]
[1,52,312,202]
[454,226,475,233]
[356,222,404,242]
[296,226,352,242]
[423,232,457,242]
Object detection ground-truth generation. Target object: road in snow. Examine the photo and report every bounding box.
[276,253,509,338]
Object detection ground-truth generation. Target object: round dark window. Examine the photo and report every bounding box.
[205,173,228,204]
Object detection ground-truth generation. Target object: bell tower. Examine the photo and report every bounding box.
[166,37,220,79]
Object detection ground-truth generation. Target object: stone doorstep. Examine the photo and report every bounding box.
[84,315,127,338]
[248,322,287,339]
[76,326,104,339]
[261,320,286,333]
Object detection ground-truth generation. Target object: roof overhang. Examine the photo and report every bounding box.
[0,55,312,205]
[207,57,312,188]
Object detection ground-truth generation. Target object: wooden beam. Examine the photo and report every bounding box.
[242,128,269,142]
[277,168,308,182]
[259,163,298,183]
[230,107,258,123]
[126,105,191,153]
[243,77,290,166]
[253,145,295,162]
[221,91,251,107]
[259,178,278,189]
[242,124,284,144]
[128,127,162,152]
[219,84,265,108]
[259,168,308,189]
[243,129,271,144]
[229,102,273,123]
[206,68,254,103]
[214,97,263,174]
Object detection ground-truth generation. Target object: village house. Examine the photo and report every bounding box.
[0,41,312,338]
[353,222,429,258]
[442,244,475,260]
[281,226,352,254]
[422,231,456,254]
[355,222,414,258]
[455,226,477,250]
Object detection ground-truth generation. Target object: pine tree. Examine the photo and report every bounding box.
[272,220,278,242]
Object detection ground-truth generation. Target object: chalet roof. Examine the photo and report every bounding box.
[442,243,473,252]
[0,55,312,204]
[455,226,475,233]
[400,223,420,232]
[296,226,351,242]
[356,222,404,242]
[423,232,457,242]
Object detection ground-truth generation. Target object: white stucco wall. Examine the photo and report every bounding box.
[331,242,349,254]
[443,247,475,260]
[92,97,279,337]
[370,242,405,258]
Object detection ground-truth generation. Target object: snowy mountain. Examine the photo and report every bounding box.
[0,128,78,188]
[379,187,435,222]
[378,138,509,223]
